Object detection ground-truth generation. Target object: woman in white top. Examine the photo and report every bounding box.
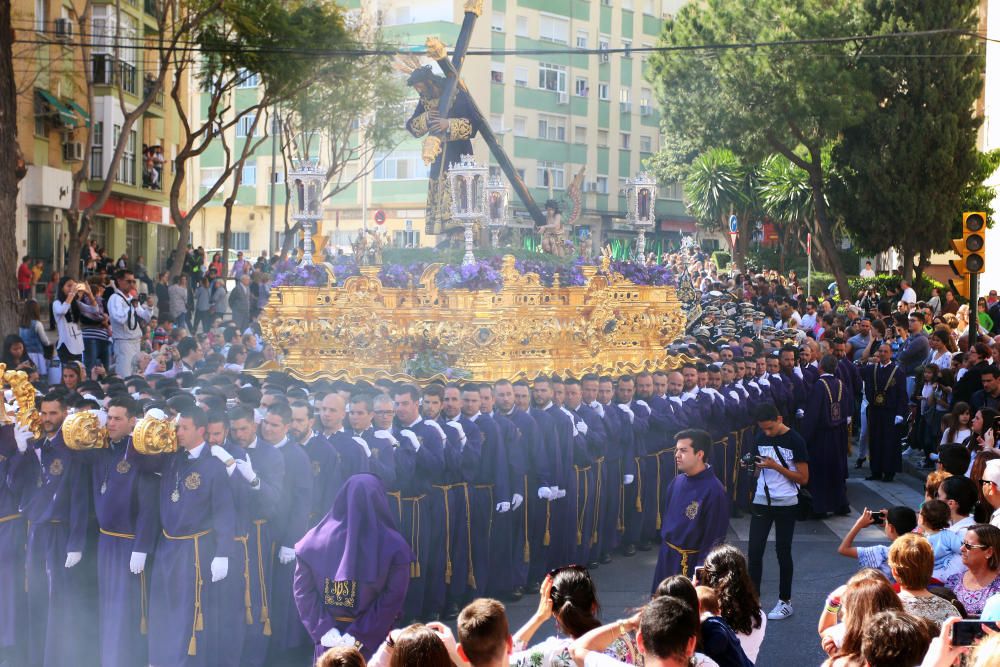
[940,402,972,448]
[926,330,952,371]
[51,275,85,363]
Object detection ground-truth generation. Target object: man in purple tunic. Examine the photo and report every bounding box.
[294,473,413,661]
[800,355,852,516]
[596,375,635,562]
[0,421,31,665]
[7,392,96,667]
[78,397,159,667]
[264,402,314,661]
[861,343,908,482]
[616,374,650,557]
[346,395,397,488]
[148,408,236,667]
[651,429,729,593]
[227,406,286,667]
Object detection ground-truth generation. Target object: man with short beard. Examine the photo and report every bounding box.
[595,375,634,562]
[347,394,397,487]
[5,392,96,666]
[616,374,651,556]
[290,400,337,525]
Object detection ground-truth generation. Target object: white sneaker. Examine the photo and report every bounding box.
[767,600,794,620]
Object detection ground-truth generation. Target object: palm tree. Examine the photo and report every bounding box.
[684,148,758,271]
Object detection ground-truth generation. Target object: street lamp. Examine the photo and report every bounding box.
[623,172,657,261]
[447,154,488,266]
[289,159,325,265]
[485,173,509,248]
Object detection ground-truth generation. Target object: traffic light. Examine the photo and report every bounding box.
[949,211,987,299]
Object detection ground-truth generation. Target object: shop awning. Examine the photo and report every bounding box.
[36,89,78,128]
[65,99,91,128]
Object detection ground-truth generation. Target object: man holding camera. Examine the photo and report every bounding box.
[107,268,151,377]
[745,402,809,623]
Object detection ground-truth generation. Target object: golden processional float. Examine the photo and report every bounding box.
[253,160,694,385]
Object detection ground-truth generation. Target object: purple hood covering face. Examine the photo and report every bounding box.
[295,473,414,584]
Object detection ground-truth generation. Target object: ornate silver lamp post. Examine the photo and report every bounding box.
[623,172,657,261]
[485,173,509,248]
[289,160,325,265]
[447,154,488,266]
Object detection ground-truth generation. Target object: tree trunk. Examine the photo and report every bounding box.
[222,199,235,278]
[807,165,851,300]
[901,250,915,284]
[169,218,189,278]
[0,1,22,336]
[279,221,302,257]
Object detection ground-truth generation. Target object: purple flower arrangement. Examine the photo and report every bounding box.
[606,260,675,286]
[270,260,330,288]
[378,262,427,288]
[330,257,361,283]
[435,260,504,291]
[512,256,587,287]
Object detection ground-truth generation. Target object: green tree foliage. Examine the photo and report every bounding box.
[830,0,985,280]
[647,0,876,299]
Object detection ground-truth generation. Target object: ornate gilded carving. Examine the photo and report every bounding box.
[463,0,484,17]
[426,37,447,61]
[422,135,443,166]
[258,255,689,384]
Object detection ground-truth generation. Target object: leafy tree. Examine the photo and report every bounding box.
[683,148,758,271]
[166,0,350,276]
[830,0,984,281]
[646,0,873,299]
[0,0,22,333]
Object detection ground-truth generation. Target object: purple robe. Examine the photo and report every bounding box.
[571,403,605,564]
[269,438,314,653]
[862,362,908,477]
[623,399,651,547]
[801,375,851,513]
[651,466,729,593]
[497,407,537,590]
[11,430,95,667]
[0,425,28,663]
[84,436,159,667]
[148,444,237,667]
[234,439,285,667]
[302,433,338,525]
[527,406,559,583]
[294,474,412,661]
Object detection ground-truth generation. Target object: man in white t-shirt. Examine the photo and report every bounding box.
[900,280,917,305]
[859,261,876,278]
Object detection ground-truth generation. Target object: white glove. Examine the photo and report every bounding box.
[13,424,32,453]
[537,486,554,500]
[589,401,605,418]
[793,366,804,379]
[210,445,235,474]
[65,552,82,568]
[748,381,760,390]
[576,419,589,436]
[446,420,467,445]
[847,416,853,425]
[635,400,650,410]
[570,420,580,437]
[549,486,561,499]
[617,404,635,423]
[352,436,372,458]
[669,396,682,406]
[795,409,804,419]
[511,493,524,510]
[233,457,256,483]
[495,501,511,513]
[278,546,296,565]
[556,488,567,499]
[210,556,229,582]
[374,429,399,447]
[758,377,770,387]
[728,391,739,402]
[624,474,635,485]
[320,627,343,648]
[400,429,421,452]
[129,551,147,574]
[894,416,904,425]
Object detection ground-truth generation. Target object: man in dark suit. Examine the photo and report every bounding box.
[228,274,252,331]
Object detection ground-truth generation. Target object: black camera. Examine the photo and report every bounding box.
[740,452,759,473]
[137,293,147,304]
[870,511,885,525]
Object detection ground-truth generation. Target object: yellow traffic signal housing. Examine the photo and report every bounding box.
[948,270,971,300]
[960,212,986,274]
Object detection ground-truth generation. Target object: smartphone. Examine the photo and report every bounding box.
[693,566,704,583]
[951,620,999,646]
[870,511,885,525]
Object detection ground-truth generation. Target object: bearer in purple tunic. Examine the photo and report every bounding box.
[596,376,635,561]
[227,406,286,667]
[861,343,908,482]
[616,375,650,555]
[81,398,159,667]
[565,378,606,566]
[8,393,95,667]
[346,395,397,488]
[148,409,237,667]
[0,422,30,665]
[264,403,315,658]
[480,383,522,598]
[294,473,413,661]
[519,381,561,585]
[800,355,852,515]
[651,429,729,593]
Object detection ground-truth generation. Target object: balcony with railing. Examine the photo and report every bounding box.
[90,55,138,96]
[143,74,164,108]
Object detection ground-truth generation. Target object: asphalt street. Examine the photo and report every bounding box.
[499,462,927,667]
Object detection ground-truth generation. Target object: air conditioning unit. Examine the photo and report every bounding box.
[62,141,84,162]
[54,18,73,40]
[640,105,652,116]
[557,91,569,105]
